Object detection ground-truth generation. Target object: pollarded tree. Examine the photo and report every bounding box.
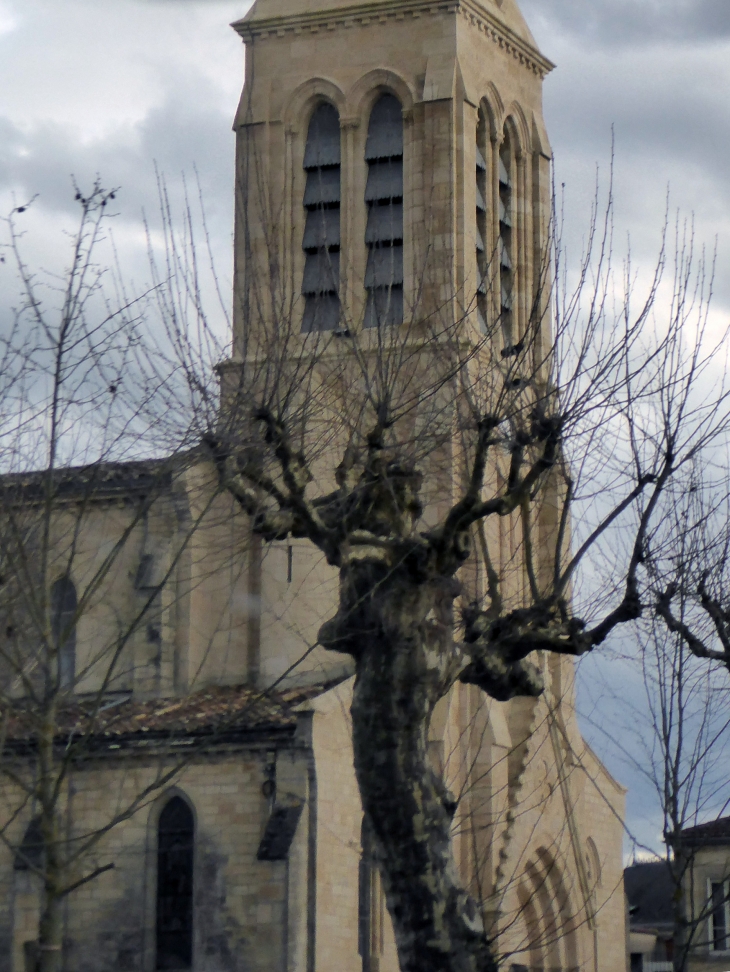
[202,200,729,972]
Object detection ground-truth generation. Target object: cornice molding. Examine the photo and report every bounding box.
[231,0,555,79]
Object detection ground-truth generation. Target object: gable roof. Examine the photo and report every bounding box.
[624,861,674,932]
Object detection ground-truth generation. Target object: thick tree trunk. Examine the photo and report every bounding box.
[333,558,498,972]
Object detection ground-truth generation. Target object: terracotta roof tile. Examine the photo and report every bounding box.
[3,680,338,748]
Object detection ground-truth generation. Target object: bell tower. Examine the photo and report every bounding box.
[225,0,555,690]
[230,0,554,351]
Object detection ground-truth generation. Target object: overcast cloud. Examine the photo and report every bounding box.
[1,0,729,853]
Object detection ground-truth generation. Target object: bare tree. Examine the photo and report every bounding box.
[590,604,730,972]
[199,187,730,972]
[0,182,259,972]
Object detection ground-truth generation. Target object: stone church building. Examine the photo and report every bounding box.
[0,0,627,970]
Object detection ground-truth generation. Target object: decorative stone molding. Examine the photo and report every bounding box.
[232,0,555,79]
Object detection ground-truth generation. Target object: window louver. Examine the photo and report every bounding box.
[499,197,511,228]
[499,238,511,270]
[365,161,403,202]
[499,156,511,188]
[499,134,514,345]
[302,251,340,293]
[303,167,341,207]
[303,208,341,251]
[302,103,341,332]
[364,94,403,328]
[365,203,403,245]
[364,286,403,329]
[364,246,403,288]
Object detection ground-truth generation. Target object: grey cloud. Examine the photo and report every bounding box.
[0,77,235,232]
[521,0,730,47]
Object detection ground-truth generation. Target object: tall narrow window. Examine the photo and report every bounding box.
[157,796,195,970]
[302,102,341,332]
[51,576,76,690]
[498,133,514,348]
[711,881,729,951]
[475,116,488,333]
[364,94,403,328]
[359,817,385,972]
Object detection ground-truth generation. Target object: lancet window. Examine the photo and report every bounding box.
[364,94,404,328]
[475,115,488,332]
[302,102,341,332]
[156,796,195,969]
[51,576,76,690]
[359,817,385,972]
[498,132,514,347]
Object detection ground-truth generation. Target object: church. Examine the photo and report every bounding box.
[0,0,627,970]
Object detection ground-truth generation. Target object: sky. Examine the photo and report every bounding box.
[1,0,729,855]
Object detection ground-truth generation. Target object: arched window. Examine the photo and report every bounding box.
[51,576,76,690]
[498,131,514,348]
[475,113,488,332]
[364,94,403,328]
[359,816,385,972]
[156,796,195,970]
[302,102,342,332]
[14,815,44,871]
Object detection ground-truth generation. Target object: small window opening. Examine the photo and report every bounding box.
[51,576,76,690]
[364,94,404,328]
[302,102,342,332]
[156,796,195,970]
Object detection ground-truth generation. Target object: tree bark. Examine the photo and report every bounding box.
[324,554,498,972]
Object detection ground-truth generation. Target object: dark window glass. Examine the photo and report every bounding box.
[712,882,728,951]
[302,103,342,332]
[156,797,194,970]
[14,816,44,871]
[364,95,403,328]
[51,576,76,690]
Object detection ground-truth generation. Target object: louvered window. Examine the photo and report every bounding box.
[364,94,403,328]
[302,103,341,332]
[475,118,488,333]
[499,135,514,346]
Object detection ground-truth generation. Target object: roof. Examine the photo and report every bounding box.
[234,0,550,70]
[624,861,675,933]
[2,680,341,753]
[0,457,177,503]
[679,816,730,847]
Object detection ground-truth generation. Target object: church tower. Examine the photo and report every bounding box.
[230,0,554,352]
[226,0,558,692]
